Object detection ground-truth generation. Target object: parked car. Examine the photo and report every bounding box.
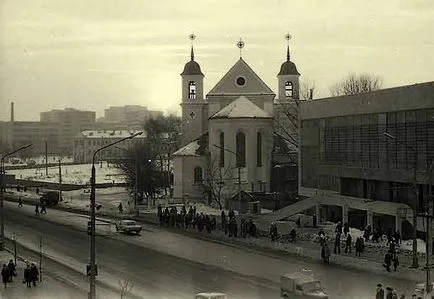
[115,220,142,234]
[280,273,328,298]
[194,293,228,299]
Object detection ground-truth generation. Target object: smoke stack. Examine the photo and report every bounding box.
[10,102,14,122]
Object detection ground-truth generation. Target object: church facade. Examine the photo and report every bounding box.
[172,42,300,203]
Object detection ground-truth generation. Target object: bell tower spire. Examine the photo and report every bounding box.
[190,33,195,61]
[286,33,291,61]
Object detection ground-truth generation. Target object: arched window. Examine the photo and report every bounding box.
[256,132,262,166]
[285,81,293,98]
[219,132,225,167]
[189,81,196,99]
[236,131,246,167]
[194,167,203,183]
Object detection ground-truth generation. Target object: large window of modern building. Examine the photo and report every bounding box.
[236,131,246,167]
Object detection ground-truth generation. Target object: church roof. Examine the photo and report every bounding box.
[207,58,275,95]
[181,46,204,76]
[173,132,208,156]
[278,45,300,76]
[210,96,272,119]
[172,140,201,156]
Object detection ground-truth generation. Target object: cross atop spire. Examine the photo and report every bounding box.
[189,33,196,61]
[237,38,245,58]
[285,33,292,61]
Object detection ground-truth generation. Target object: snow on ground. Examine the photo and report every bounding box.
[3,155,73,166]
[8,161,126,185]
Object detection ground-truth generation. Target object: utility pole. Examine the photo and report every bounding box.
[59,159,62,201]
[134,151,139,216]
[88,132,142,299]
[45,140,48,176]
[39,236,42,282]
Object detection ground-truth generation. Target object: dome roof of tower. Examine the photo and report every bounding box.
[181,60,204,76]
[278,60,300,76]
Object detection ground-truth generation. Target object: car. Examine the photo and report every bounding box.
[280,273,328,298]
[194,292,228,299]
[115,220,142,234]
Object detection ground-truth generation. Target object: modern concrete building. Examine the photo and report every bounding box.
[299,81,434,234]
[98,105,164,129]
[72,130,146,163]
[0,121,60,155]
[40,108,96,153]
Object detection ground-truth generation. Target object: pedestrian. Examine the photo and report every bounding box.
[30,263,39,287]
[7,260,16,282]
[40,202,47,214]
[393,254,399,271]
[355,237,363,256]
[35,204,40,215]
[345,233,352,253]
[334,232,341,254]
[270,222,278,241]
[343,222,349,236]
[290,228,296,242]
[394,230,401,246]
[1,264,9,288]
[24,264,31,287]
[384,251,393,272]
[118,202,123,214]
[376,283,385,299]
[18,197,23,208]
[386,287,393,299]
[335,221,342,234]
[392,290,398,299]
[399,294,405,299]
[321,243,330,264]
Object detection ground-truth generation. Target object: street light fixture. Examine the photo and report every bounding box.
[88,132,143,299]
[0,144,32,251]
[383,132,419,270]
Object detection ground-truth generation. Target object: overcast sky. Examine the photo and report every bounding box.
[0,0,433,121]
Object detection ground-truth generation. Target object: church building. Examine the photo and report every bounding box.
[173,38,300,204]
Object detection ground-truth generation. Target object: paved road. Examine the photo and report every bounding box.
[4,208,278,299]
[4,202,420,298]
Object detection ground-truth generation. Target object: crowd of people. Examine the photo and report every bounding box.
[156,205,258,238]
[1,259,39,289]
[375,283,421,299]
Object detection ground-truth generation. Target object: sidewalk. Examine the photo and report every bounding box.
[4,192,426,283]
[0,250,85,299]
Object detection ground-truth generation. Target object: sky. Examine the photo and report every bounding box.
[0,0,433,121]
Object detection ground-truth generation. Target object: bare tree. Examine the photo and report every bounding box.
[202,156,233,210]
[118,279,134,299]
[329,73,382,96]
[274,78,316,163]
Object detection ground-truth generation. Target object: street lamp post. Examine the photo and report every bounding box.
[88,132,142,299]
[0,144,32,251]
[383,132,419,269]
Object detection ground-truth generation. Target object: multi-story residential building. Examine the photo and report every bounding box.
[0,121,59,156]
[299,82,434,233]
[40,108,96,153]
[72,130,146,163]
[98,105,163,129]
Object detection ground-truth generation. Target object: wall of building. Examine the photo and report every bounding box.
[300,83,434,210]
[172,155,208,202]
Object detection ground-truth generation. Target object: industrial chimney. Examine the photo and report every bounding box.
[10,102,14,122]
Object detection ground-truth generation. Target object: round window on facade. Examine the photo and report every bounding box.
[236,76,246,86]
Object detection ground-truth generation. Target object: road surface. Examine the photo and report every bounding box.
[4,201,420,298]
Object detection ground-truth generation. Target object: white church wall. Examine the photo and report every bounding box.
[173,155,208,202]
[209,118,273,194]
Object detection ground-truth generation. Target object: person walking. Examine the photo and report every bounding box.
[334,232,341,254]
[384,251,393,272]
[386,287,394,299]
[1,264,10,288]
[393,254,399,271]
[345,233,352,253]
[118,202,123,214]
[30,263,39,287]
[376,283,385,299]
[40,202,47,214]
[24,264,32,287]
[7,260,16,282]
[18,197,23,208]
[35,204,40,215]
